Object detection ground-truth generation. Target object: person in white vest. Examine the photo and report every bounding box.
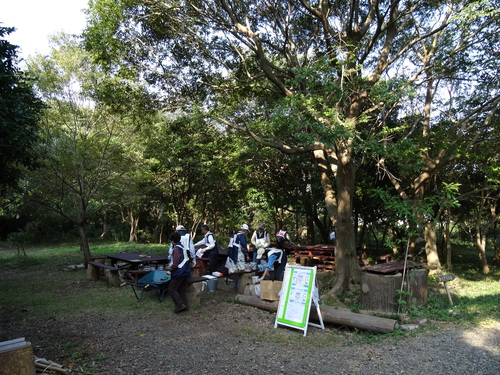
[166,231,190,313]
[251,223,270,262]
[175,225,196,267]
[256,247,287,282]
[194,225,219,273]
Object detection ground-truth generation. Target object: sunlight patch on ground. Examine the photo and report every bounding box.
[460,324,500,356]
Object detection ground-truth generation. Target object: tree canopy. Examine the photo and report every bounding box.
[83,0,500,292]
[0,26,44,193]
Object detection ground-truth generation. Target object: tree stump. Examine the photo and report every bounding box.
[0,338,35,375]
[87,263,100,281]
[187,282,202,307]
[361,269,428,312]
[105,269,121,287]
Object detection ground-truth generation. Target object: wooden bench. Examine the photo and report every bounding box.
[87,260,121,287]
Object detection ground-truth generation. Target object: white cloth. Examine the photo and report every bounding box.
[194,231,216,252]
[180,233,195,265]
[251,230,270,248]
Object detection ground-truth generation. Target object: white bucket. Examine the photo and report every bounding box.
[202,275,218,292]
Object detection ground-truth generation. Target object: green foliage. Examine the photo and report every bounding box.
[0,26,44,191]
[395,289,416,314]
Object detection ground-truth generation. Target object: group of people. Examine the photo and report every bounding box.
[225,223,292,290]
[166,222,293,313]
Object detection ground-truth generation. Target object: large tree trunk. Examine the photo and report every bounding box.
[329,155,360,295]
[313,149,360,294]
[129,214,139,243]
[444,209,453,271]
[475,232,490,274]
[423,222,441,272]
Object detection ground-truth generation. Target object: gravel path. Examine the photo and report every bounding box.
[3,281,499,374]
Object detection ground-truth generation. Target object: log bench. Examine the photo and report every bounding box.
[87,260,121,287]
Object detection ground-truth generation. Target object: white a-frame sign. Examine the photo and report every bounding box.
[275,265,324,336]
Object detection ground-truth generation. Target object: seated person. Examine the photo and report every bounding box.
[256,247,287,282]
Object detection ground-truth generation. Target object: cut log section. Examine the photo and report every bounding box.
[235,294,398,333]
[361,269,428,312]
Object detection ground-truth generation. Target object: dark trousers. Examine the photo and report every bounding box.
[205,249,219,273]
[169,276,188,309]
[274,256,287,281]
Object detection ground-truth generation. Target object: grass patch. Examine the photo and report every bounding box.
[0,241,498,337]
[0,242,175,325]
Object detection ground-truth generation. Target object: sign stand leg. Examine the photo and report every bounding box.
[307,299,325,332]
[443,281,453,306]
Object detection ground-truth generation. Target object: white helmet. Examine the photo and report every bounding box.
[241,224,249,231]
[176,225,186,231]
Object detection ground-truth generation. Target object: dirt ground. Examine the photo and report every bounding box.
[2,275,499,375]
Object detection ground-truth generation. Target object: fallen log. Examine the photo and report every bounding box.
[235,294,398,333]
[236,294,279,311]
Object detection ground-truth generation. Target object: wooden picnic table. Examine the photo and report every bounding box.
[106,252,170,283]
[284,244,336,270]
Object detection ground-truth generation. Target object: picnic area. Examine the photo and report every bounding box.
[0,242,498,374]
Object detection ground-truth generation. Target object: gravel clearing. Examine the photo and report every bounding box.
[3,279,499,375]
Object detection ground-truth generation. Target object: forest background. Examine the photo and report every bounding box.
[1,0,499,296]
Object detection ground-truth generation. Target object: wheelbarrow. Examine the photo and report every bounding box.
[129,270,171,302]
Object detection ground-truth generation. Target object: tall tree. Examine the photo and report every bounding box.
[0,27,44,194]
[85,0,500,293]
[144,112,247,237]
[25,34,149,263]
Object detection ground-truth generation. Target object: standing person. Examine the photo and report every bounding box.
[176,225,196,267]
[166,232,190,313]
[194,225,219,273]
[256,247,287,282]
[329,229,336,246]
[232,224,251,264]
[275,226,292,250]
[251,223,270,263]
[228,224,251,291]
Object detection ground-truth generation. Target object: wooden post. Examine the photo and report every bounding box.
[436,273,456,306]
